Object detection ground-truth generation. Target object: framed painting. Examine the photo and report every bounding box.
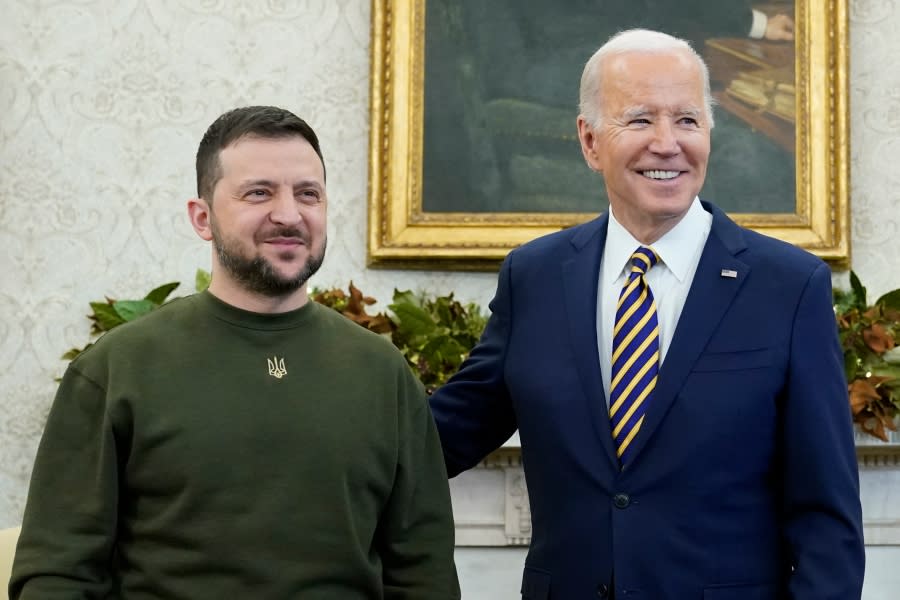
[367,0,849,269]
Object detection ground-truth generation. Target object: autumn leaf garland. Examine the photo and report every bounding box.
[60,271,900,441]
[835,272,900,441]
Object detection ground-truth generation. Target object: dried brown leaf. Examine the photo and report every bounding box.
[863,306,881,320]
[849,379,880,414]
[863,323,895,353]
[869,418,889,442]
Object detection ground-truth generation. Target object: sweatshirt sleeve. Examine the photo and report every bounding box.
[376,367,461,600]
[9,365,119,600]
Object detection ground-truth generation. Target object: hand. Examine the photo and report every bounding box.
[764,14,794,41]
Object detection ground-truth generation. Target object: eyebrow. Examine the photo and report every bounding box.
[620,106,703,121]
[622,106,651,120]
[237,179,324,192]
[676,107,702,119]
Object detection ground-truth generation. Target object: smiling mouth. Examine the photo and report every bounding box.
[640,170,682,180]
[265,237,305,247]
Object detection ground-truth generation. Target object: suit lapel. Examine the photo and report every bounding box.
[561,214,620,470]
[624,205,750,466]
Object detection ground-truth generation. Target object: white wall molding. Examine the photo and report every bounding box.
[857,445,900,545]
[452,445,900,547]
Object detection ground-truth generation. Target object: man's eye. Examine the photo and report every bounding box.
[629,118,650,126]
[678,117,698,126]
[247,189,269,198]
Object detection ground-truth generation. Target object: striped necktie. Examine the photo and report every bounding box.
[609,246,660,465]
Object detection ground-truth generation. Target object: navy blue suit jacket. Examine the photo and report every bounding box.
[429,202,865,599]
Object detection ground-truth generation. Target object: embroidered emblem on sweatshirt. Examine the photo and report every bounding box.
[267,356,287,379]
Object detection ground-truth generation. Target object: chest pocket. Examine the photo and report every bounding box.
[691,347,774,372]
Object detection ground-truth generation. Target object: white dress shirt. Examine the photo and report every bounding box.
[597,198,712,404]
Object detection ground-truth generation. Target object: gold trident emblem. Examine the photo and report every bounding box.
[267,356,287,379]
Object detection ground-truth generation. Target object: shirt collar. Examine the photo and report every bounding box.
[603,197,711,285]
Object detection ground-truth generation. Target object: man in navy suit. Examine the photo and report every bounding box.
[429,29,864,599]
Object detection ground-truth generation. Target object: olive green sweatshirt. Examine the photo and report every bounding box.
[10,292,459,599]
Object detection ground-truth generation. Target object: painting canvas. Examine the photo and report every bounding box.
[368,0,848,268]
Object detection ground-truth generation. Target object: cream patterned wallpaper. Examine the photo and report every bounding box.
[0,0,897,527]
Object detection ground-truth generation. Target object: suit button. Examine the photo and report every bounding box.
[597,583,610,597]
[613,493,630,509]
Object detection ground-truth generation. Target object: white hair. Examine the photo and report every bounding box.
[578,28,715,128]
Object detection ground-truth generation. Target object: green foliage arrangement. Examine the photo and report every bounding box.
[61,282,181,362]
[62,276,487,394]
[388,289,488,392]
[61,271,900,441]
[312,283,488,393]
[834,272,900,441]
[62,270,211,363]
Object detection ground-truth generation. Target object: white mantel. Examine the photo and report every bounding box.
[451,443,900,598]
[857,445,900,545]
[452,443,900,547]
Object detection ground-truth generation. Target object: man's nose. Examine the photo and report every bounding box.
[648,121,680,156]
[269,189,302,225]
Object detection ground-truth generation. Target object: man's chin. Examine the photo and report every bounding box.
[268,263,312,282]
[264,254,325,294]
[643,193,696,214]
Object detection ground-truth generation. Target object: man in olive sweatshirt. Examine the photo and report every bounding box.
[10,106,460,600]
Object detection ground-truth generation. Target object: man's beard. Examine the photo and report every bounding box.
[211,221,326,298]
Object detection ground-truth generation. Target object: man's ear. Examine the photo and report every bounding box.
[576,115,604,173]
[187,197,214,241]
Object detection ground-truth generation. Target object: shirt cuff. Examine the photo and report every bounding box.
[749,9,767,39]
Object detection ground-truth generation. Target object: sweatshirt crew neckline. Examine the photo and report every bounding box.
[199,290,318,331]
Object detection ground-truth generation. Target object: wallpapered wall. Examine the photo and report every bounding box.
[0,0,897,526]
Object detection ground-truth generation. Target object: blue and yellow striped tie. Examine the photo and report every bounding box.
[609,246,660,465]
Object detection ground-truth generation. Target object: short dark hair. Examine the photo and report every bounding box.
[195,106,326,202]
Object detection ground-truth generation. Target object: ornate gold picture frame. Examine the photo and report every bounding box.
[367,0,849,269]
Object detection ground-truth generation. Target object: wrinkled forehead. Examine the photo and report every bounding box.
[602,48,701,82]
[601,50,705,107]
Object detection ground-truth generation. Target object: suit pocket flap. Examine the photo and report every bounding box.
[704,582,779,599]
[520,566,551,599]
[692,348,773,372]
